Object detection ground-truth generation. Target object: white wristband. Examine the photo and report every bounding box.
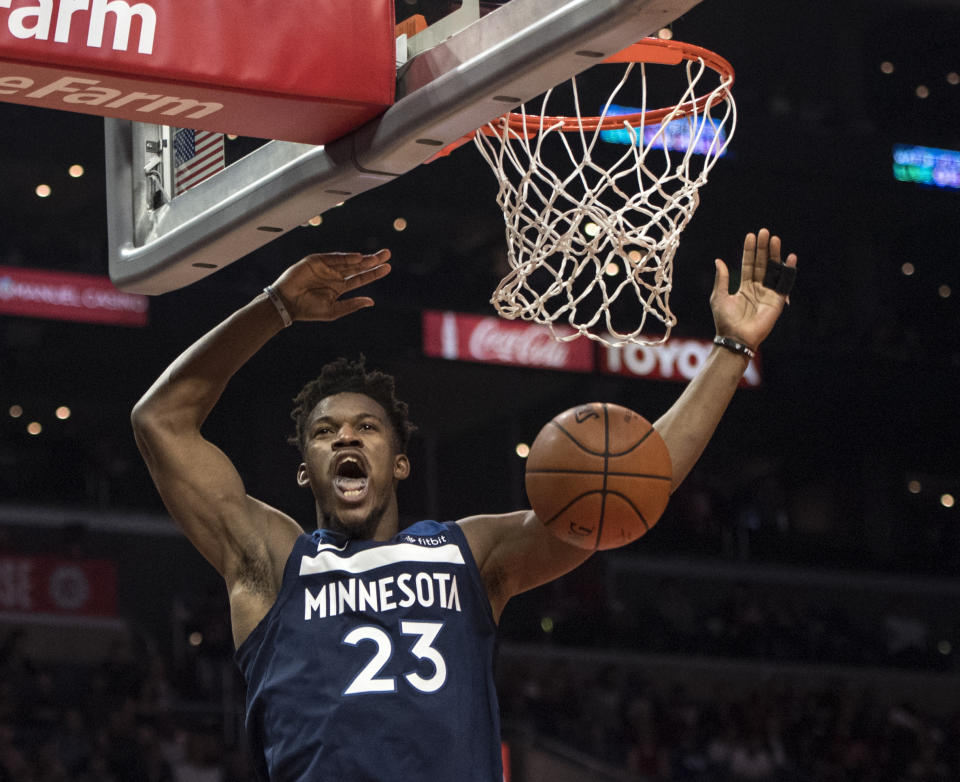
[264,285,293,328]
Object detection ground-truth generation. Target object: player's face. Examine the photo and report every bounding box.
[298,392,409,538]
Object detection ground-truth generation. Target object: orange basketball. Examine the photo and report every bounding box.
[525,403,673,550]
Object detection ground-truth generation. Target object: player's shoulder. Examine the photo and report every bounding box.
[396,519,453,540]
[455,510,535,535]
[454,511,535,564]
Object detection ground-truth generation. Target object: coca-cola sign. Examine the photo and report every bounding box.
[422,311,762,387]
[422,311,594,372]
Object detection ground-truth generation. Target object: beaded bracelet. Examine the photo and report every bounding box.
[713,335,755,359]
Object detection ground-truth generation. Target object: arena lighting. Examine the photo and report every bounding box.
[893,144,960,190]
[8,405,23,419]
[948,72,960,86]
[55,406,71,420]
[393,217,408,232]
[600,106,728,156]
[941,494,955,509]
[915,85,930,99]
[307,216,322,227]
[880,61,895,74]
[515,443,530,458]
[907,480,922,494]
[35,184,51,198]
[901,262,915,276]
[938,285,951,299]
[26,422,42,435]
[68,164,84,178]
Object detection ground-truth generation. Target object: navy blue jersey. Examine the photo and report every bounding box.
[235,520,502,781]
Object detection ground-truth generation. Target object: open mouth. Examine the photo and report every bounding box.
[333,456,369,502]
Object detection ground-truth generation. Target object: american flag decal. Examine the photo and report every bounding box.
[173,129,225,196]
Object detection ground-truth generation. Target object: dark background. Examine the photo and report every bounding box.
[1,2,959,779]
[1,0,958,571]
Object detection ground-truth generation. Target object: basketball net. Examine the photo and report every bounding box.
[474,40,736,347]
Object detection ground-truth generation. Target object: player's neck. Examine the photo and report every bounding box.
[316,499,400,542]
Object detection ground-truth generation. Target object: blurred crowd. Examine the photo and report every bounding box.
[501,561,956,676]
[1,558,956,782]
[1,632,955,782]
[1,493,956,782]
[0,626,252,782]
[499,658,960,782]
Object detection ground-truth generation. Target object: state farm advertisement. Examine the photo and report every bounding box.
[0,265,148,326]
[0,555,117,618]
[422,310,761,386]
[0,0,395,144]
[422,310,594,372]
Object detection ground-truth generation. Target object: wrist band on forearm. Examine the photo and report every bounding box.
[264,285,293,328]
[714,335,755,359]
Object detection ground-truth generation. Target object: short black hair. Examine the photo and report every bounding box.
[289,356,416,455]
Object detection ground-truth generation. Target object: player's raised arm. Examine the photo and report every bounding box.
[654,229,797,490]
[462,231,796,620]
[131,251,391,590]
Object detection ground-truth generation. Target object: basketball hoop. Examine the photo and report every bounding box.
[474,38,736,347]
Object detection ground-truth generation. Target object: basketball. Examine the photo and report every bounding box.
[525,403,673,550]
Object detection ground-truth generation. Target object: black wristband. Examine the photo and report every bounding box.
[714,335,755,359]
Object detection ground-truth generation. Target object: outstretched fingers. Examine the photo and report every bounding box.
[311,249,391,276]
[740,228,772,287]
[741,228,799,297]
[275,249,393,322]
[342,259,392,292]
[328,295,377,319]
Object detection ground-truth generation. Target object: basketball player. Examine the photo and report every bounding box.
[131,229,796,781]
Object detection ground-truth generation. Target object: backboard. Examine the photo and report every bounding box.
[106,0,703,294]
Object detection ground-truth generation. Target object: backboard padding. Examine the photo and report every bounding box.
[106,0,703,294]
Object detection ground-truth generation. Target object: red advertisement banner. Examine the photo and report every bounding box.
[422,310,595,372]
[601,337,762,387]
[0,555,117,618]
[0,265,149,325]
[423,310,762,386]
[0,0,395,144]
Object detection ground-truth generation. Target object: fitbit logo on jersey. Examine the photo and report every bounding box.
[305,572,462,620]
[400,534,447,547]
[0,0,157,55]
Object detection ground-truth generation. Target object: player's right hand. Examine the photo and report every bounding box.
[270,250,391,322]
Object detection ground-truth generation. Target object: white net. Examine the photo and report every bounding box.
[474,47,735,346]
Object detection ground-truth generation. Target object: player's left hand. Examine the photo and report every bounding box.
[710,228,798,351]
[270,249,391,322]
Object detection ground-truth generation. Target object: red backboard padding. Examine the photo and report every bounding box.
[0,0,396,144]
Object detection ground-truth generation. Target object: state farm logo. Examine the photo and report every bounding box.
[467,319,572,368]
[1,0,157,55]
